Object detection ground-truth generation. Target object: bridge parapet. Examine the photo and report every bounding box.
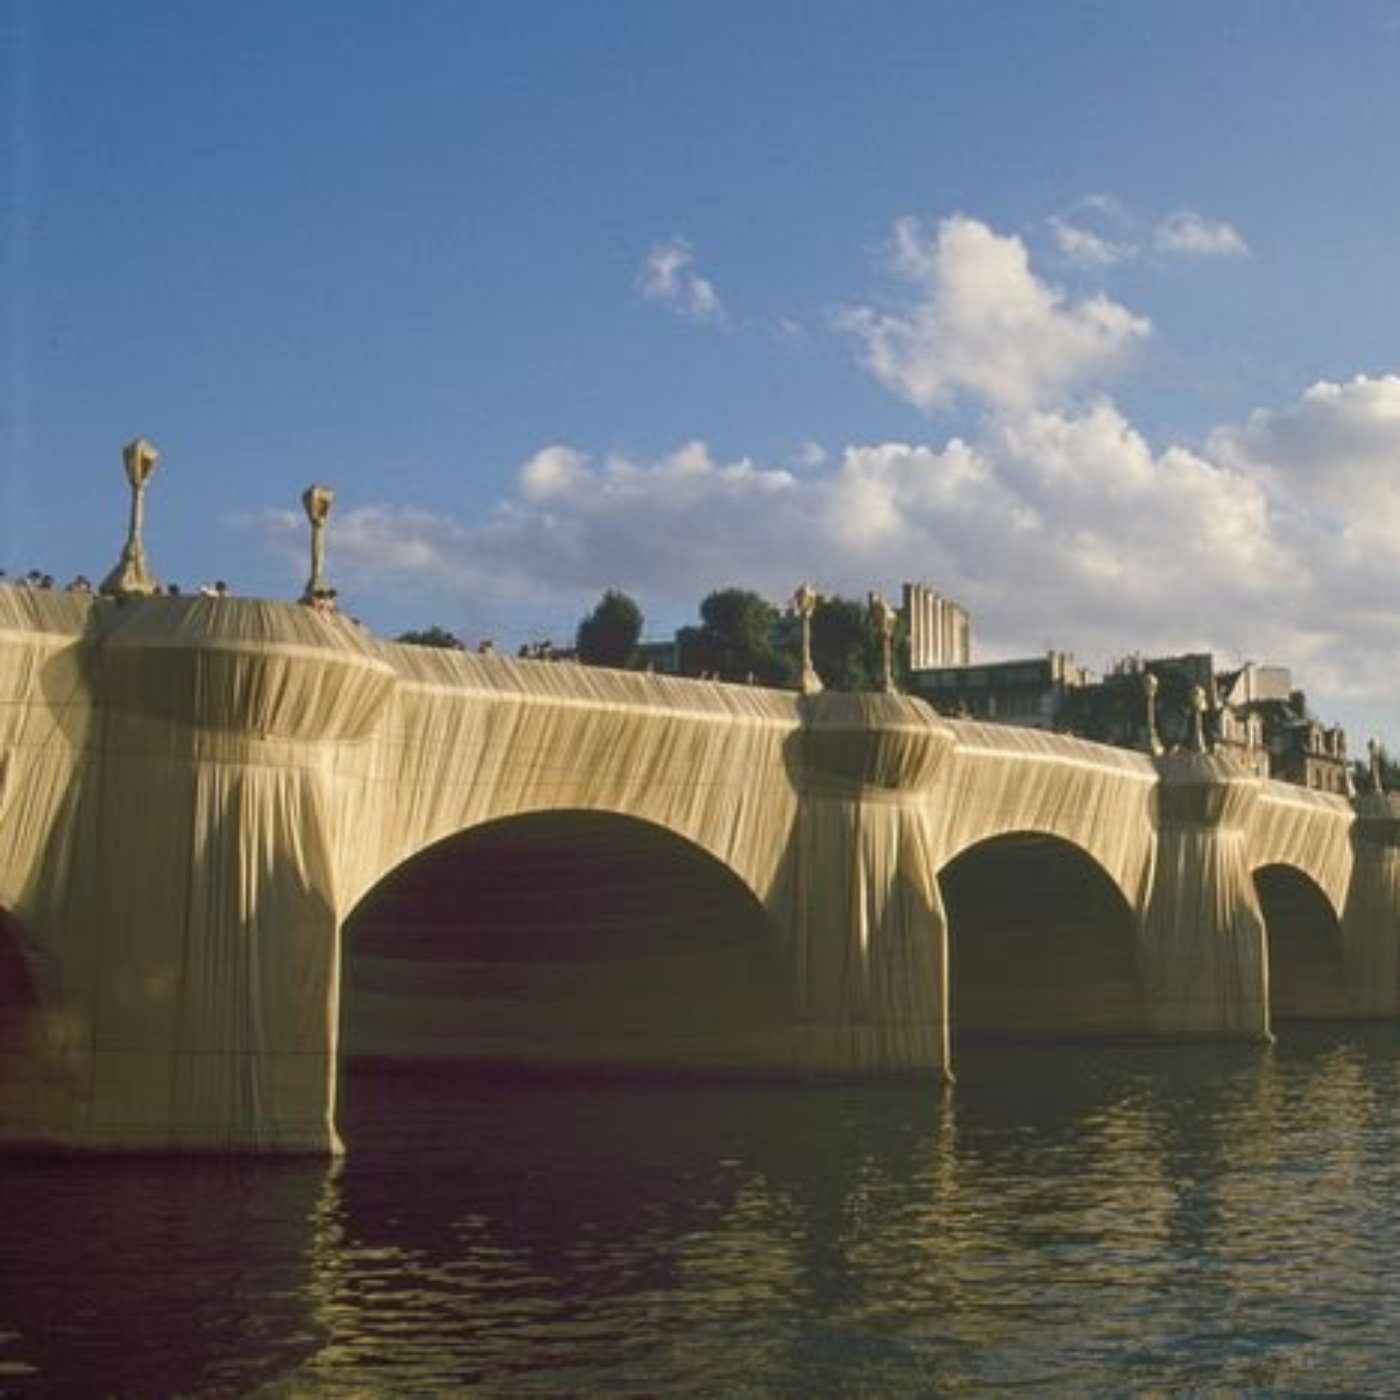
[794,691,954,794]
[1154,749,1261,827]
[0,588,97,744]
[95,596,396,745]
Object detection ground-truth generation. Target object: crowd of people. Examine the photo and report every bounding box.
[0,569,233,598]
[0,569,81,591]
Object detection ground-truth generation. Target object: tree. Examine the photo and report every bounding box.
[810,595,879,692]
[678,587,794,685]
[798,593,913,692]
[395,625,465,649]
[576,589,644,668]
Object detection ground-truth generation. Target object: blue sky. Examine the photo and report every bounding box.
[6,1,1400,743]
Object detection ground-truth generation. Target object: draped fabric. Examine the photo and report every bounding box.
[1343,793,1400,1015]
[0,589,1373,1152]
[1142,754,1271,1035]
[1247,781,1354,916]
[932,721,1158,908]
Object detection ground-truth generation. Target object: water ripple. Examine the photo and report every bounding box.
[6,1033,1400,1391]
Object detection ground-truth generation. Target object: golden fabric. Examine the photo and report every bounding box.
[0,589,1373,1152]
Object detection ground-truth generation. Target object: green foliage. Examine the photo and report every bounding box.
[675,587,918,691]
[813,595,901,692]
[395,625,464,649]
[576,589,644,668]
[678,587,794,685]
[810,594,911,692]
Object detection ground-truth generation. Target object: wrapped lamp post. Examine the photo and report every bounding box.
[869,591,898,694]
[1187,684,1209,754]
[1143,670,1164,756]
[793,583,822,695]
[101,438,161,598]
[300,484,335,606]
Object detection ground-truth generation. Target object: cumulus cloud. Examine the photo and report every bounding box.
[276,415,1266,662]
[244,213,1396,732]
[1047,198,1250,268]
[1049,215,1135,268]
[841,215,1150,412]
[637,237,725,323]
[260,369,1400,722]
[1207,375,1400,629]
[520,444,590,500]
[1210,374,1400,510]
[1153,210,1250,259]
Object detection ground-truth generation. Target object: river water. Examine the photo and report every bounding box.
[5,1028,1400,1394]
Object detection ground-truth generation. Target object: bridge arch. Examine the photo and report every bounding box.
[938,832,1148,1042]
[338,809,791,1090]
[1253,863,1349,1022]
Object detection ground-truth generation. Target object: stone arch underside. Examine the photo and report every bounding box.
[938,833,1148,1041]
[340,810,792,1076]
[1254,863,1349,1021]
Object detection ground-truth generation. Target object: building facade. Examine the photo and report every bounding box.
[911,650,1093,729]
[902,582,971,670]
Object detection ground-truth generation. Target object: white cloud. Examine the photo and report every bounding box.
[1210,374,1400,509]
[637,237,725,324]
[243,210,1396,734]
[841,215,1150,412]
[1049,215,1135,268]
[521,444,590,500]
[259,369,1400,723]
[1078,193,1128,218]
[1047,198,1251,270]
[1208,375,1400,612]
[271,414,1265,660]
[1153,210,1250,259]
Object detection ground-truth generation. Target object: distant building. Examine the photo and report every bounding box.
[1218,665,1349,794]
[911,651,1094,730]
[1064,653,1236,758]
[638,585,1350,794]
[1061,653,1350,794]
[1220,663,1292,707]
[902,582,970,670]
[1270,714,1350,793]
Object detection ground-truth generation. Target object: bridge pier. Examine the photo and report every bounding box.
[0,593,396,1153]
[1341,792,1400,1015]
[789,796,949,1075]
[788,696,955,1077]
[1139,752,1271,1039]
[14,731,346,1154]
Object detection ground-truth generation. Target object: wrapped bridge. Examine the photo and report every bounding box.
[1,590,1395,1153]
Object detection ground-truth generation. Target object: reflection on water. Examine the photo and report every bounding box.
[5,1031,1400,1392]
